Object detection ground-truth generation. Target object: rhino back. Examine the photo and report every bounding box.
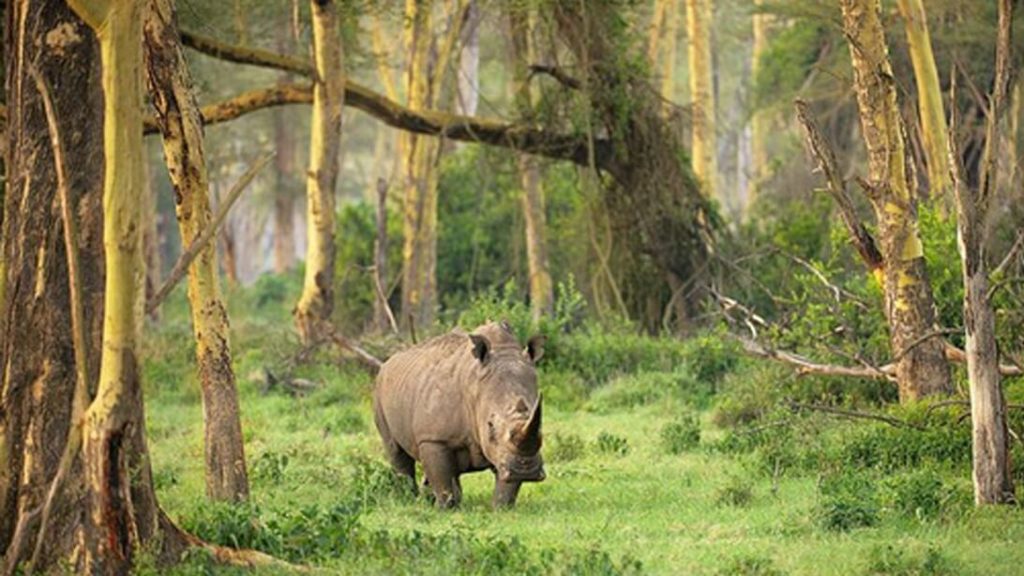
[374,331,477,457]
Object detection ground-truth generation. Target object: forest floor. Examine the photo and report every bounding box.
[140,284,1024,575]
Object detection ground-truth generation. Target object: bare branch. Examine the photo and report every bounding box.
[146,153,272,313]
[787,401,924,430]
[795,99,884,273]
[528,64,582,90]
[321,325,383,374]
[144,83,313,134]
[177,29,609,168]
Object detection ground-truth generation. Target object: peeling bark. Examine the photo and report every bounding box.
[143,0,249,503]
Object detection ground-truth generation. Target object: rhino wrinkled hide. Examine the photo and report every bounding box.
[373,321,546,508]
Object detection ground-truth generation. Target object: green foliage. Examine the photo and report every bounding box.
[345,453,415,507]
[660,411,701,454]
[865,544,959,576]
[715,554,786,576]
[333,201,403,333]
[753,22,830,112]
[715,474,755,508]
[815,472,880,532]
[251,451,290,484]
[586,369,703,413]
[547,432,587,463]
[595,431,629,456]
[878,469,948,522]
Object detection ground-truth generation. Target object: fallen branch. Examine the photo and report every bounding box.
[738,336,897,381]
[787,401,924,430]
[177,29,609,168]
[321,324,383,374]
[528,64,582,90]
[146,153,272,314]
[943,343,1022,377]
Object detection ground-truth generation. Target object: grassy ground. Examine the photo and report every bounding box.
[141,288,1024,575]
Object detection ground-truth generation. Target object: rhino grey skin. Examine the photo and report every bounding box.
[372,321,545,508]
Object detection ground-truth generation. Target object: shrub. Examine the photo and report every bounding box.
[715,475,755,508]
[661,412,701,454]
[865,544,959,576]
[715,554,786,576]
[879,469,943,521]
[345,453,415,507]
[595,432,629,456]
[251,451,290,484]
[540,368,589,411]
[547,432,587,463]
[815,472,879,532]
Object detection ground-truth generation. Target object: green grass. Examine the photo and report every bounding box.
[141,291,1024,575]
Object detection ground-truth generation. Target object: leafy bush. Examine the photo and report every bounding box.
[251,451,290,484]
[345,453,415,506]
[836,423,971,474]
[715,475,755,508]
[540,368,589,411]
[661,412,701,454]
[815,472,880,532]
[715,554,786,576]
[865,544,959,576]
[586,369,704,413]
[333,202,403,333]
[879,469,943,521]
[595,432,629,456]
[547,432,587,463]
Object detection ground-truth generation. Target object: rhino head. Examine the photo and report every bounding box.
[468,324,546,484]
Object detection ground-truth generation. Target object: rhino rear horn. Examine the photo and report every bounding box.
[514,396,542,451]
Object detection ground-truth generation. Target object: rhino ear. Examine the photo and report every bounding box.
[469,334,490,363]
[524,334,546,364]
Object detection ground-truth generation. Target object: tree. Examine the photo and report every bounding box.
[749,0,772,205]
[897,0,951,206]
[686,0,717,199]
[950,0,1015,505]
[143,0,250,502]
[294,0,344,343]
[509,5,554,322]
[838,0,952,401]
[648,0,680,109]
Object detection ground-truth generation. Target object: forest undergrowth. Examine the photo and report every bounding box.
[139,275,1024,576]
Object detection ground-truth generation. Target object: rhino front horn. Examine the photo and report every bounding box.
[515,395,542,451]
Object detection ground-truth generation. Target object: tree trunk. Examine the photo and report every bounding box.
[659,0,679,107]
[686,0,717,199]
[294,0,344,344]
[143,0,250,503]
[897,0,951,206]
[456,0,480,117]
[951,0,1015,505]
[748,0,772,214]
[509,6,554,322]
[143,154,162,321]
[840,0,952,402]
[273,30,297,274]
[0,0,105,563]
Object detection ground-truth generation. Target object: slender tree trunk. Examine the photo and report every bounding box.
[686,0,717,199]
[457,0,480,117]
[897,0,951,205]
[509,5,554,321]
[748,0,772,214]
[0,0,105,562]
[273,30,297,273]
[840,0,952,401]
[143,148,162,321]
[143,0,250,503]
[659,0,679,107]
[951,0,1015,505]
[294,0,344,344]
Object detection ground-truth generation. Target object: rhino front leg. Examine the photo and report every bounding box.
[492,477,522,508]
[419,442,462,509]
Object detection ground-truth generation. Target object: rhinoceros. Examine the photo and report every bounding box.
[372,321,546,508]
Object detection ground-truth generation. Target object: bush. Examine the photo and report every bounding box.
[547,432,587,463]
[661,412,701,454]
[595,432,629,456]
[251,451,290,484]
[345,453,415,507]
[879,469,943,521]
[540,369,589,411]
[865,544,959,576]
[715,475,755,508]
[715,554,786,576]
[815,472,880,532]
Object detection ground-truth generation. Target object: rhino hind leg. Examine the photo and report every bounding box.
[419,442,462,509]
[373,402,417,493]
[492,477,522,509]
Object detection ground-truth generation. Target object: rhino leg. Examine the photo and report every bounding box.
[492,477,522,508]
[419,442,462,509]
[373,401,417,493]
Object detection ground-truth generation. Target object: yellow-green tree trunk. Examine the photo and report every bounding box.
[686,0,717,199]
[749,0,772,212]
[144,0,250,502]
[840,0,952,402]
[509,6,554,322]
[897,0,951,206]
[294,0,344,343]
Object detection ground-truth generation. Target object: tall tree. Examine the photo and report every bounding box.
[839,0,952,401]
[686,0,717,199]
[749,0,772,208]
[144,0,250,502]
[273,28,298,273]
[509,5,554,321]
[294,0,344,343]
[897,0,951,205]
[950,0,1015,505]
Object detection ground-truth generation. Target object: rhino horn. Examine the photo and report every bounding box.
[514,395,542,451]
